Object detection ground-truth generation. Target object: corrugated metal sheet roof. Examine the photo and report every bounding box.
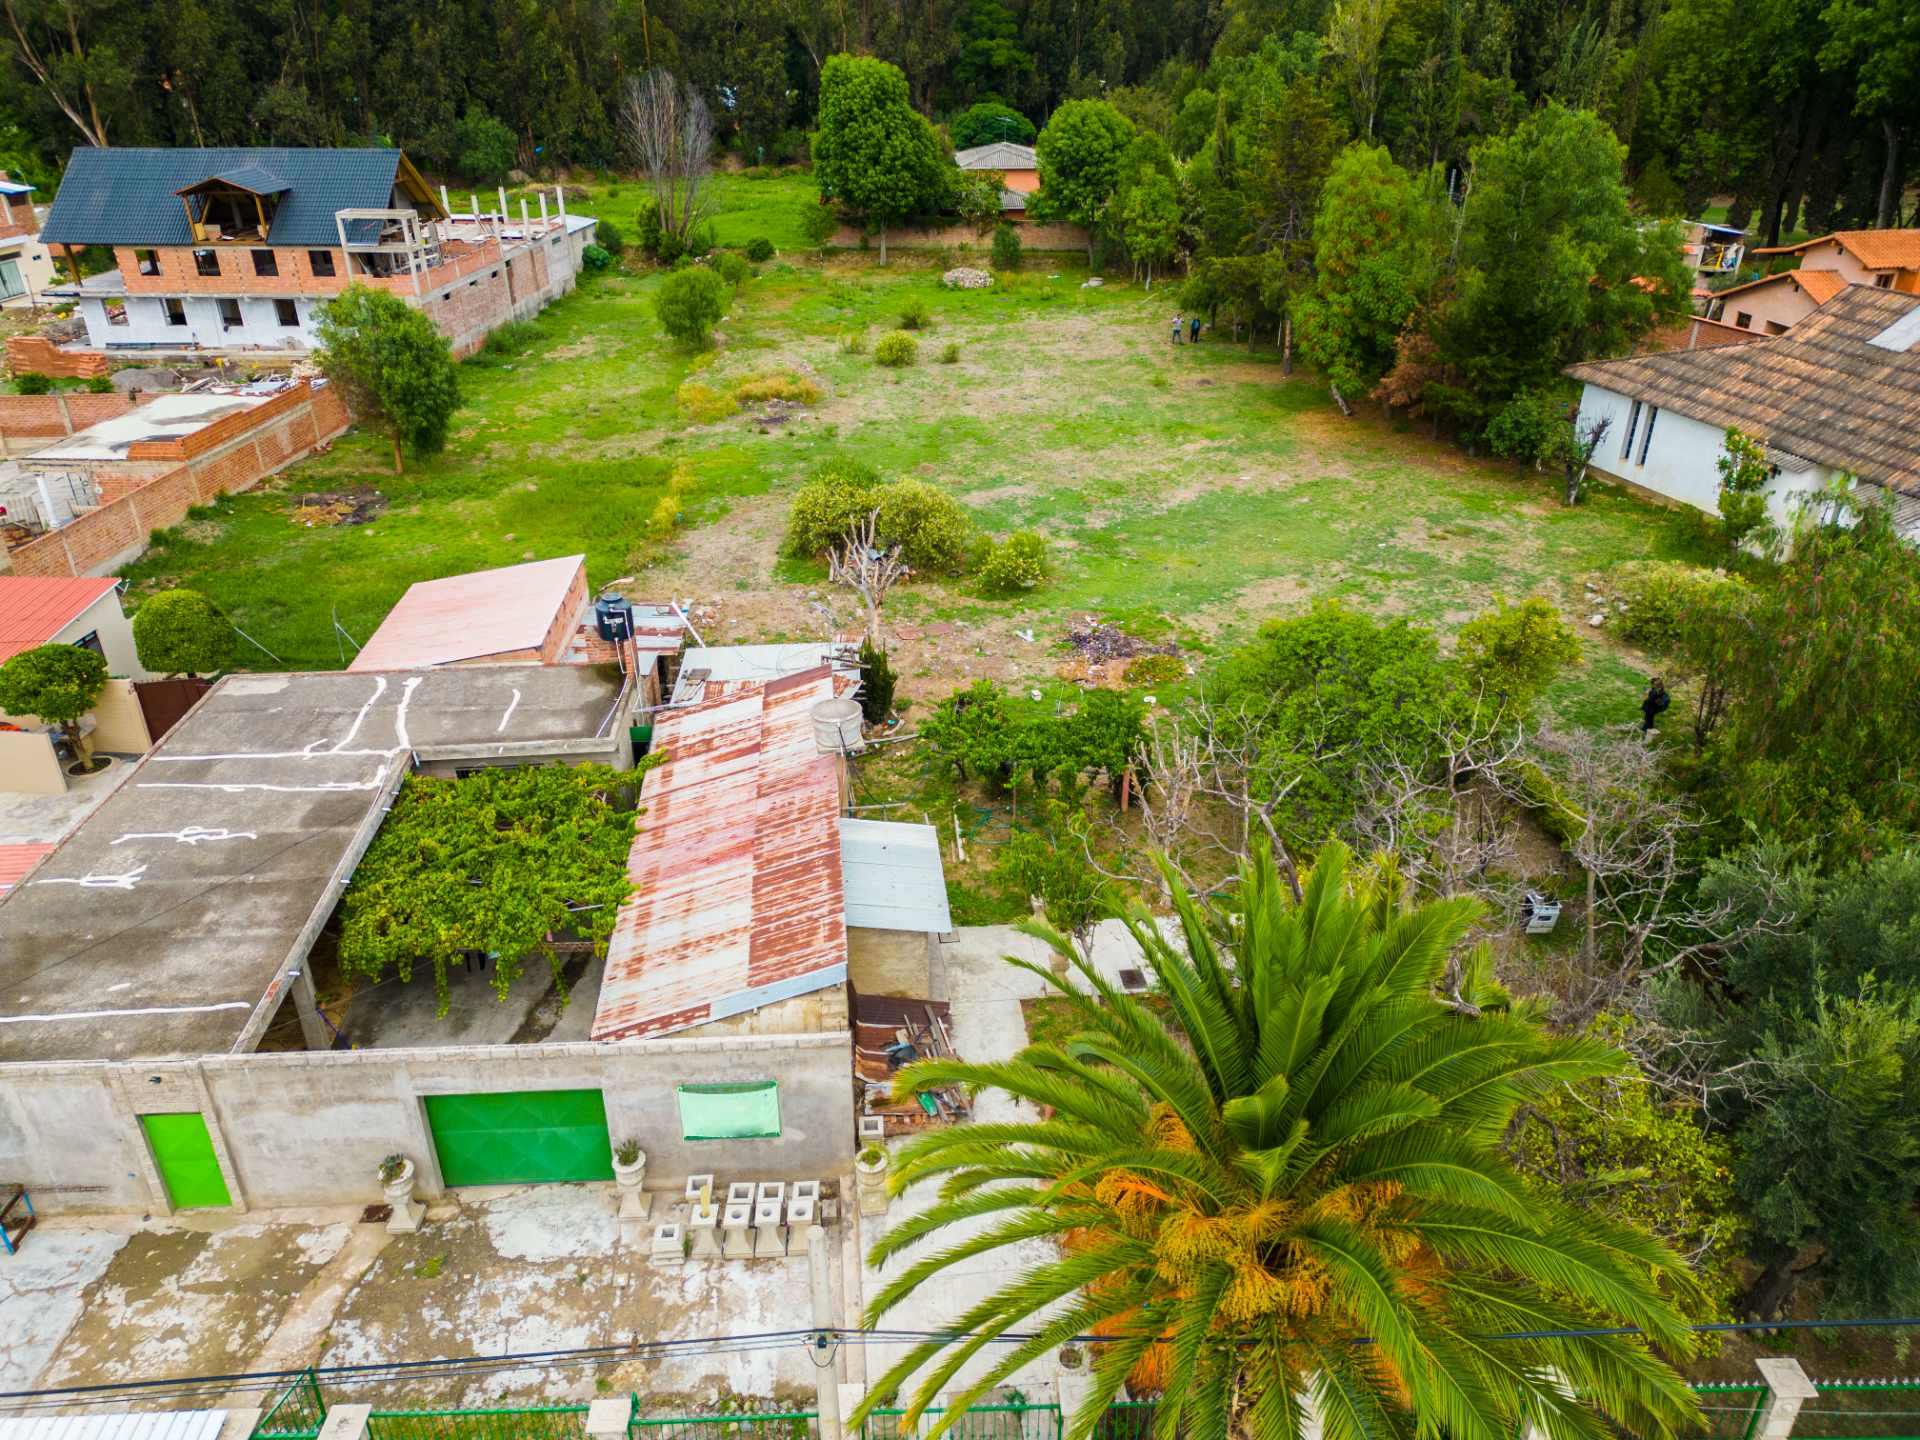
[0,842,54,891]
[349,556,585,671]
[840,818,952,932]
[0,1412,227,1440]
[592,667,847,1042]
[672,642,859,704]
[0,576,117,664]
[40,147,404,248]
[954,142,1038,171]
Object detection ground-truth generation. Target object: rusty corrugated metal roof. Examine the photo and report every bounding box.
[591,666,847,1041]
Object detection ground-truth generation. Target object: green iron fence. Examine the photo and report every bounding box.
[861,1404,1063,1440]
[1797,1381,1920,1440]
[255,1371,327,1440]
[628,1412,818,1440]
[1089,1402,1154,1440]
[1694,1382,1768,1440]
[365,1404,593,1440]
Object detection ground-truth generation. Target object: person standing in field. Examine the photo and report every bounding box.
[1641,677,1670,733]
[1190,315,1202,344]
[1171,313,1183,345]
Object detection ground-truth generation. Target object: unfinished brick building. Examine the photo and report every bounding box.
[38,147,596,359]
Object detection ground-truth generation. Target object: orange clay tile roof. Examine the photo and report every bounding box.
[1710,267,1849,306]
[0,576,117,665]
[1750,230,1920,270]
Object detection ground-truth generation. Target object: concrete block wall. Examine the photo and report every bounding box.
[0,1030,856,1215]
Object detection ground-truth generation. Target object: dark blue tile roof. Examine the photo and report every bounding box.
[41,147,404,249]
[198,164,290,196]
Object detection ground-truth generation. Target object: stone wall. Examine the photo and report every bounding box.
[0,1029,856,1214]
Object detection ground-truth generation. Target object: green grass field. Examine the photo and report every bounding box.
[120,182,1712,724]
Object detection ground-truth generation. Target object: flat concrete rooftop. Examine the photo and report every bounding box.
[24,392,270,465]
[0,664,625,1065]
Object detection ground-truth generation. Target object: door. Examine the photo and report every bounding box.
[140,1113,232,1209]
[424,1089,613,1187]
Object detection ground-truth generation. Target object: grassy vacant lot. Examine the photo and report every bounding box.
[121,184,1710,724]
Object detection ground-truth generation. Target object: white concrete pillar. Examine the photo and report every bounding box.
[586,1398,629,1440]
[1755,1359,1819,1440]
[439,184,450,215]
[557,185,567,225]
[470,192,480,221]
[318,1406,371,1440]
[809,1228,844,1440]
[520,197,531,235]
[539,192,549,230]
[288,964,329,1051]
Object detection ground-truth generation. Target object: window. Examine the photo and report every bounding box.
[163,297,187,327]
[134,248,159,276]
[1638,406,1659,464]
[217,297,242,330]
[105,301,128,327]
[252,249,278,277]
[308,249,336,277]
[1621,400,1641,458]
[1876,273,1893,288]
[1765,321,1789,336]
[676,1082,780,1140]
[71,630,102,656]
[1735,311,1753,329]
[193,249,219,277]
[274,298,299,327]
[0,259,22,301]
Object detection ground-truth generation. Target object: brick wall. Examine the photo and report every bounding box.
[829,218,1092,252]
[115,245,349,298]
[5,335,108,378]
[0,391,145,454]
[5,381,349,577]
[125,381,314,461]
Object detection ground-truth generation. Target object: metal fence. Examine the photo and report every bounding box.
[860,1404,1063,1440]
[629,1413,818,1440]
[366,1406,592,1440]
[254,1371,327,1440]
[1694,1382,1768,1440]
[1798,1381,1920,1440]
[1089,1402,1154,1440]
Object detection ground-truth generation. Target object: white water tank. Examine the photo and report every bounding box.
[811,697,864,755]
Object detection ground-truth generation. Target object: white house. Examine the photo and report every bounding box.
[1567,284,1920,535]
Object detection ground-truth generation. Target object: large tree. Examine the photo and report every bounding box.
[313,285,460,476]
[854,841,1704,1440]
[131,588,232,677]
[0,642,107,766]
[1029,97,1135,266]
[811,53,952,263]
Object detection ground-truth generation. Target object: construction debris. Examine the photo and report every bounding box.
[288,491,387,527]
[941,267,993,290]
[1066,616,1178,663]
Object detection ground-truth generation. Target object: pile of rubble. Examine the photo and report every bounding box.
[1058,616,1182,687]
[941,266,993,290]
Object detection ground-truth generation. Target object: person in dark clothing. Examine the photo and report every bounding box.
[1189,315,1202,344]
[1641,677,1670,732]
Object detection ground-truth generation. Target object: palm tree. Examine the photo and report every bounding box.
[854,841,1705,1440]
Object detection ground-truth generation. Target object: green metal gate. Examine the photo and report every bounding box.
[140,1112,232,1210]
[424,1089,615,1187]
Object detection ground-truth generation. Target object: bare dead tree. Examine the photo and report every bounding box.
[1561,409,1612,506]
[618,68,716,244]
[827,511,910,645]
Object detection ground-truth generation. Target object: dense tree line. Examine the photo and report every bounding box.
[0,0,1908,241]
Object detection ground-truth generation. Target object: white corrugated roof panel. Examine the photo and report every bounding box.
[840,818,952,933]
[0,1410,229,1440]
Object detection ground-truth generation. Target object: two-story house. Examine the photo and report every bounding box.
[0,174,56,308]
[38,147,596,358]
[1706,228,1920,337]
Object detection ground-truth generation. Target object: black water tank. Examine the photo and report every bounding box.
[595,594,633,641]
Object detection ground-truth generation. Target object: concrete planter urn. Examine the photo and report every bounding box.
[379,1154,424,1234]
[855,1145,890,1218]
[612,1142,651,1220]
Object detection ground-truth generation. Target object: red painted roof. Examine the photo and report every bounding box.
[0,577,118,665]
[0,843,54,892]
[591,666,847,1042]
[349,555,584,671]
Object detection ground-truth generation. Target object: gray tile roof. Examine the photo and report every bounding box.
[40,147,404,249]
[954,141,1038,171]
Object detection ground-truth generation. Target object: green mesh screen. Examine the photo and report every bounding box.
[677,1081,781,1139]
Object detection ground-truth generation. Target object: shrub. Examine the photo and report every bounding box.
[784,457,887,557]
[1454,596,1582,717]
[897,296,932,330]
[652,266,730,347]
[482,320,541,357]
[802,201,839,246]
[675,380,736,423]
[85,375,113,393]
[653,228,686,266]
[745,236,775,263]
[858,638,898,724]
[13,372,50,394]
[875,479,970,571]
[581,243,612,272]
[647,490,682,538]
[979,530,1048,593]
[715,252,751,285]
[594,216,626,255]
[839,327,869,355]
[686,221,716,256]
[991,221,1022,272]
[132,589,233,676]
[874,332,918,367]
[940,341,960,364]
[733,371,821,406]
[1610,560,1751,653]
[1122,653,1185,686]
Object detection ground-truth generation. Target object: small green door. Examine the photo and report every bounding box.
[140,1113,232,1210]
[424,1089,614,1187]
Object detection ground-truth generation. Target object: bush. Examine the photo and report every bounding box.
[674,380,736,423]
[875,479,971,571]
[715,252,751,286]
[85,375,113,393]
[686,221,715,256]
[1122,653,1185,686]
[594,216,625,256]
[979,530,1048,593]
[733,370,822,405]
[482,319,541,357]
[858,638,898,724]
[784,457,887,558]
[745,236,775,263]
[1454,596,1582,717]
[133,589,234,677]
[652,266,730,347]
[1610,560,1751,654]
[897,297,932,330]
[802,201,839,247]
[839,327,868,355]
[874,332,918,367]
[940,341,961,364]
[14,372,50,394]
[581,243,612,272]
[991,222,1022,272]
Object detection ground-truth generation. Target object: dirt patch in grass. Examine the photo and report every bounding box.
[286,490,388,527]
